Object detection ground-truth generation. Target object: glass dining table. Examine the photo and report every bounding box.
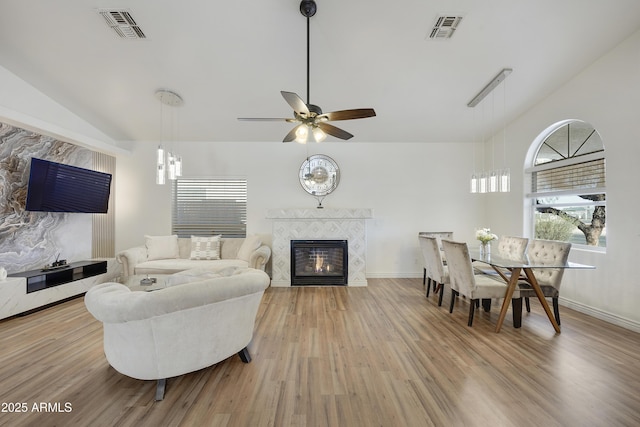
[468,247,595,333]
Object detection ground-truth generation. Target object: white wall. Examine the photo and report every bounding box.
[0,66,126,155]
[2,28,639,330]
[487,29,640,329]
[115,140,485,278]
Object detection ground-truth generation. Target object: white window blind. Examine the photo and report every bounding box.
[532,158,605,194]
[172,178,247,238]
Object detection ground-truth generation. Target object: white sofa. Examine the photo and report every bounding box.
[84,266,270,400]
[116,234,271,278]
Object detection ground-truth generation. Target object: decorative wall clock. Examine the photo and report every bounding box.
[299,154,340,208]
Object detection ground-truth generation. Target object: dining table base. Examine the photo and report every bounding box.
[495,266,561,333]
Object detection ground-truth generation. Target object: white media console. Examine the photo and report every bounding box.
[0,258,119,320]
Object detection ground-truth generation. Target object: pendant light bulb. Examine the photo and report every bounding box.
[168,153,177,180]
[156,145,166,185]
[470,173,478,193]
[175,156,182,177]
[489,170,498,193]
[156,164,165,185]
[157,145,165,165]
[479,172,488,194]
[499,168,510,192]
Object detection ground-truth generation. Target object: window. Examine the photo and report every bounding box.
[526,120,606,248]
[172,178,247,238]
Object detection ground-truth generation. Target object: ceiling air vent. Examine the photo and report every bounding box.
[98,9,146,39]
[429,15,462,39]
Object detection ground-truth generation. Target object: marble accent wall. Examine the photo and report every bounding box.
[266,208,373,286]
[0,122,93,273]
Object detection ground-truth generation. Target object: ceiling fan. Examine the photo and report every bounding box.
[238,0,376,143]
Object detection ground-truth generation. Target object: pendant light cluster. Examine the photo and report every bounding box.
[470,168,510,193]
[155,89,184,185]
[468,68,512,194]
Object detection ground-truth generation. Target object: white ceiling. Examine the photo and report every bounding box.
[1,0,639,144]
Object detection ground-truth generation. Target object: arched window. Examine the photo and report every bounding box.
[525,120,606,249]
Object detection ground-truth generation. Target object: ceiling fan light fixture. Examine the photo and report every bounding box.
[295,125,309,144]
[312,126,327,142]
[237,0,376,142]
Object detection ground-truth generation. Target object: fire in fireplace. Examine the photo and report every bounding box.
[290,240,348,286]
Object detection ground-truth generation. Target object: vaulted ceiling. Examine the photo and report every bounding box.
[1,0,639,144]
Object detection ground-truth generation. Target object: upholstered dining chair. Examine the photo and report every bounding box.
[518,239,572,325]
[498,236,529,259]
[475,236,529,276]
[418,235,449,306]
[418,232,453,247]
[442,239,521,327]
[418,232,453,291]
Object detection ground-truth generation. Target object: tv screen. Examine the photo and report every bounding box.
[25,158,112,213]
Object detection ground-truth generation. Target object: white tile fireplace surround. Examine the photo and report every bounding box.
[266,208,373,287]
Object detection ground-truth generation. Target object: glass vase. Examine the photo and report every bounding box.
[479,241,491,257]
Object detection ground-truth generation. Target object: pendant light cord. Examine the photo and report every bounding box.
[503,80,507,166]
[306,14,310,105]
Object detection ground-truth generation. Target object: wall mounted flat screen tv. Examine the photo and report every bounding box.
[25,157,112,213]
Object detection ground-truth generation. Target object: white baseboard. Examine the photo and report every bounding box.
[560,297,640,333]
[366,272,423,279]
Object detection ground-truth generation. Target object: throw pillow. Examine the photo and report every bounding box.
[190,235,221,260]
[145,235,179,261]
[237,234,262,262]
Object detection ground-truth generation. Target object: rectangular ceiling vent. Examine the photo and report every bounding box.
[429,15,462,39]
[98,9,146,39]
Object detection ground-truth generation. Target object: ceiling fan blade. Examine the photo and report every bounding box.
[281,91,310,115]
[237,118,292,122]
[320,108,376,121]
[317,122,354,140]
[283,126,300,143]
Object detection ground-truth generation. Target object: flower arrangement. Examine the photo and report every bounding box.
[476,228,498,244]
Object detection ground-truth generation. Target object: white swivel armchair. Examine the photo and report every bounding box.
[84,267,270,400]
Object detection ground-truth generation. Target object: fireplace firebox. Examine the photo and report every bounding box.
[290,240,348,286]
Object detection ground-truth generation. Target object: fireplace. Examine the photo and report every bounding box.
[290,240,348,286]
[267,208,372,286]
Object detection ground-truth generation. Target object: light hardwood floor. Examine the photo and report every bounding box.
[1,278,639,426]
